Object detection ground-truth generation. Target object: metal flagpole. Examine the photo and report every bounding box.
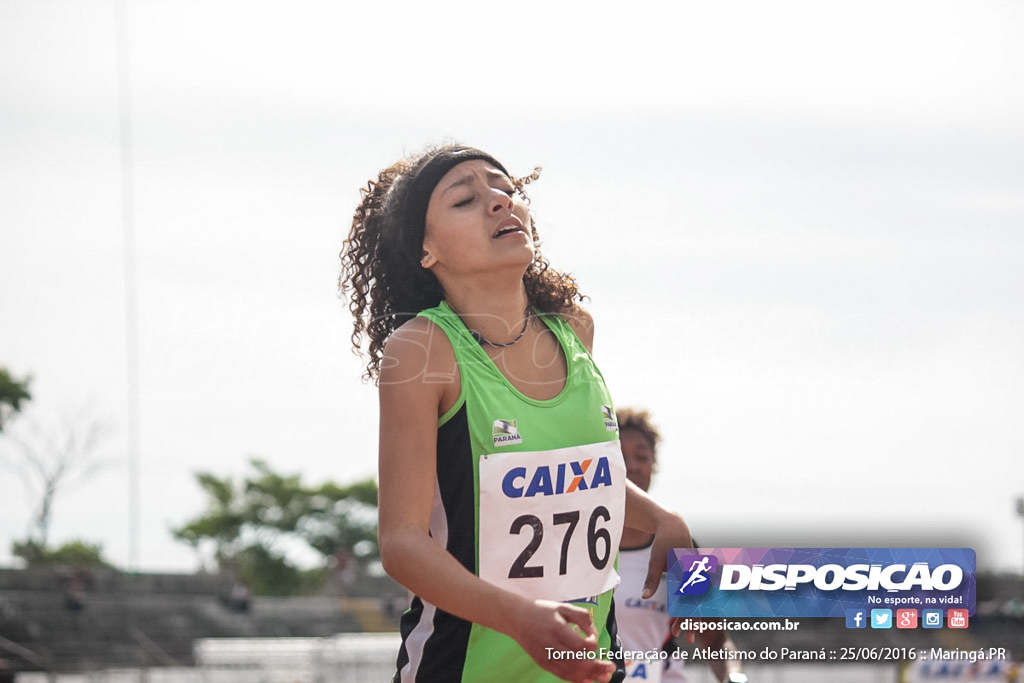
[115,0,140,572]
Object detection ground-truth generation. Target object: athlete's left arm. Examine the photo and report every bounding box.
[580,306,695,630]
[623,480,694,635]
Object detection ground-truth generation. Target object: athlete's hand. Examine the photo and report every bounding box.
[508,598,616,683]
[641,512,693,638]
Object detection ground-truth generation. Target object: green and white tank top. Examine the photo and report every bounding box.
[394,301,626,683]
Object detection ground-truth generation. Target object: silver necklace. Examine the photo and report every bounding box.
[447,303,532,348]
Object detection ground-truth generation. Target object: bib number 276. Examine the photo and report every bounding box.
[508,505,612,579]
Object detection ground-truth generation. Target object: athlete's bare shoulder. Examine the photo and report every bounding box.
[565,306,595,354]
[380,316,460,410]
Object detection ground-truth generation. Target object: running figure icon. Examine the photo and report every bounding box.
[679,556,712,593]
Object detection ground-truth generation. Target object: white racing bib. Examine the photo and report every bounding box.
[478,440,625,601]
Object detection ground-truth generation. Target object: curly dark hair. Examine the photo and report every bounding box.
[339,144,586,383]
[615,407,661,462]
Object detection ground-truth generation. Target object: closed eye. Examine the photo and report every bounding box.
[453,196,473,208]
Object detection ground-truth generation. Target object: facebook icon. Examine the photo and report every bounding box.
[846,609,867,629]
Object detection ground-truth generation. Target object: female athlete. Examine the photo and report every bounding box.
[340,144,694,683]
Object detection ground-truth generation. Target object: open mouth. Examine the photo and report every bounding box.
[494,220,526,238]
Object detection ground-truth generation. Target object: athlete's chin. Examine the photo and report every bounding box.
[489,246,535,272]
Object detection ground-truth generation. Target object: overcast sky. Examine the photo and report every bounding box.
[1,0,1022,575]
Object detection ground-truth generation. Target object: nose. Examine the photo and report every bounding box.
[488,188,514,215]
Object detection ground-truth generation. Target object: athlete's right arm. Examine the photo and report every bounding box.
[377,319,616,683]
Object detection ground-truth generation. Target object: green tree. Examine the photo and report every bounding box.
[0,367,32,432]
[12,538,112,568]
[172,459,378,595]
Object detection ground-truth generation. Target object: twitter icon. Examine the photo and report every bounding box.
[870,609,892,629]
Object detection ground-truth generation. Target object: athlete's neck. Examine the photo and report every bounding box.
[444,284,531,346]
